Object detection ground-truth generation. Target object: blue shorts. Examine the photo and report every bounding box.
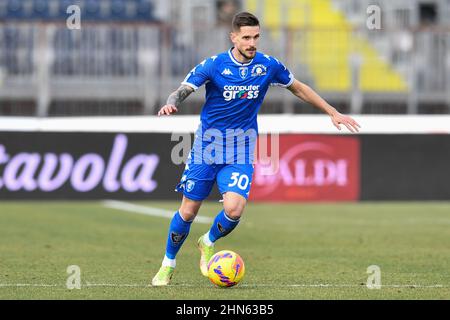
[175,162,254,201]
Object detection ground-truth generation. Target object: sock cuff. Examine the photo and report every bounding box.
[175,211,194,224]
[208,209,240,243]
[223,210,240,223]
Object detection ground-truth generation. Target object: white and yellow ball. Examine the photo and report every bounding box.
[207,250,245,287]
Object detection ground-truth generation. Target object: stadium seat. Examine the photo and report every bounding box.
[59,0,76,20]
[6,0,25,19]
[84,0,102,21]
[32,0,50,20]
[137,0,155,21]
[110,0,128,21]
[2,0,156,22]
[0,2,5,20]
[247,0,407,92]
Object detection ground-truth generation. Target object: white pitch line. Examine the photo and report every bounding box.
[102,200,213,224]
[0,283,447,289]
[0,284,60,288]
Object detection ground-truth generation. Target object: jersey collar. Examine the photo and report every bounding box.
[228,47,254,66]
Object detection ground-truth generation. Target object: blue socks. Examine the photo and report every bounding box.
[165,211,193,259]
[163,209,239,263]
[208,210,240,243]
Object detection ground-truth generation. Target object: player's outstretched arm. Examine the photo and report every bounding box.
[287,79,361,133]
[157,85,194,116]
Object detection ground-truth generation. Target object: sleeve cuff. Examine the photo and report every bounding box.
[284,74,295,88]
[270,74,295,88]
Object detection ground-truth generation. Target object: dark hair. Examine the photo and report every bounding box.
[231,12,260,31]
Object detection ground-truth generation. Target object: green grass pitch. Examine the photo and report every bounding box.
[0,201,449,299]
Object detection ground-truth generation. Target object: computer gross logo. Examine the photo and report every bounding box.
[223,85,260,101]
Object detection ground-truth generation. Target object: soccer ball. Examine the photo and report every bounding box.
[207,250,245,287]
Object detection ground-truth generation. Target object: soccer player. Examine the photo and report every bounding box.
[152,12,360,286]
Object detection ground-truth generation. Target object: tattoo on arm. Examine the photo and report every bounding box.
[166,85,194,107]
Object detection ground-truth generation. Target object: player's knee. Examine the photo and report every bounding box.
[178,206,198,222]
[179,197,202,221]
[223,202,245,220]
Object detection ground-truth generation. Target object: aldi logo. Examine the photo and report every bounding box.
[251,135,360,202]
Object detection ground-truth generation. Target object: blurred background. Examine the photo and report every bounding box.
[0,2,449,300]
[1,0,450,117]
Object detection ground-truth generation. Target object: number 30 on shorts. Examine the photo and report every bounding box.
[228,172,250,190]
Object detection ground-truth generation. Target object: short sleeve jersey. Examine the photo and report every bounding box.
[182,47,294,164]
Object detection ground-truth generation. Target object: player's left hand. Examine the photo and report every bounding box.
[330,111,361,133]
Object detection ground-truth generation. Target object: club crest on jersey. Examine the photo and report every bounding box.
[185,180,195,192]
[251,64,267,77]
[239,67,248,79]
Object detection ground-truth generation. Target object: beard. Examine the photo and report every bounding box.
[238,47,256,60]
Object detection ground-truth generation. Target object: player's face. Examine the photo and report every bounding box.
[230,26,260,60]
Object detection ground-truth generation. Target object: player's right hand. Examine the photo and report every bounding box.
[157,104,178,116]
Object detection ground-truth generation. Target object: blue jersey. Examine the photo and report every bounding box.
[182,47,294,164]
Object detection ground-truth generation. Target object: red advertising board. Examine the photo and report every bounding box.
[250,135,360,202]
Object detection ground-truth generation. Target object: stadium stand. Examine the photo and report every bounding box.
[247,0,407,92]
[0,0,449,116]
[0,0,157,22]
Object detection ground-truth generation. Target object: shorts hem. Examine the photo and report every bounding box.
[219,189,249,200]
[176,189,207,202]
